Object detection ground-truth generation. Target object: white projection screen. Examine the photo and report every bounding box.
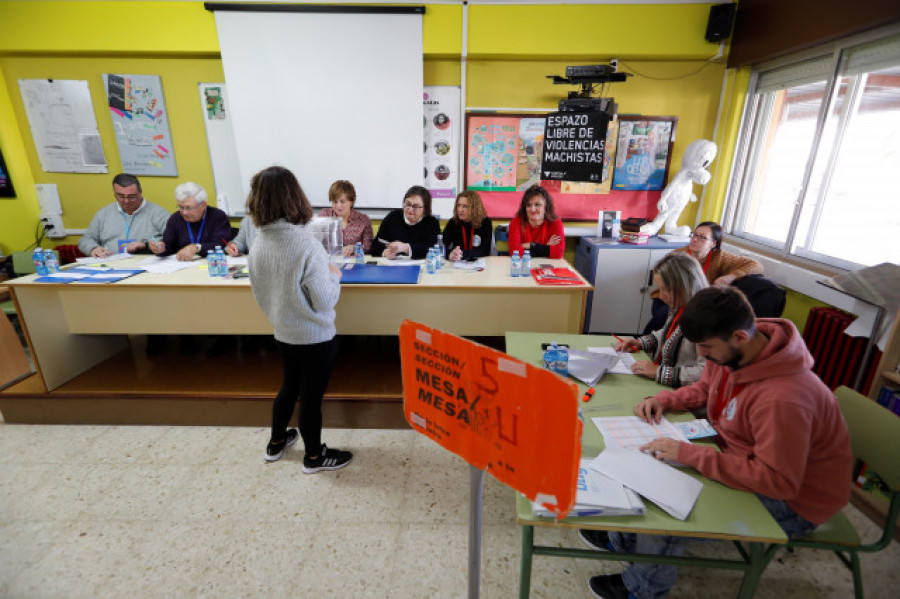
[214,8,424,209]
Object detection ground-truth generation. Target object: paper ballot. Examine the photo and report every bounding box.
[590,448,702,521]
[567,349,618,386]
[588,347,636,375]
[532,458,644,517]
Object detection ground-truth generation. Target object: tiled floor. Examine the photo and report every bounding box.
[1,420,898,598]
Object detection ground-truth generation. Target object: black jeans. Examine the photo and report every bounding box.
[272,337,336,455]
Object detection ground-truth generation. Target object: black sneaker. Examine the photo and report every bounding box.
[588,574,633,599]
[579,528,615,552]
[302,444,352,474]
[265,428,299,462]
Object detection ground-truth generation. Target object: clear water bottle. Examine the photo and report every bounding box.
[207,248,217,277]
[33,248,48,276]
[435,234,445,268]
[556,344,569,377]
[510,250,521,277]
[521,249,532,277]
[426,247,437,274]
[43,249,59,274]
[354,242,364,265]
[543,342,558,371]
[215,246,227,277]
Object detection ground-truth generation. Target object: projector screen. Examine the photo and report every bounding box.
[214,10,424,210]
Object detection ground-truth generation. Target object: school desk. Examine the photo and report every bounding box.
[504,331,787,599]
[5,256,589,393]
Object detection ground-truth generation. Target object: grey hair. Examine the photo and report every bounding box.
[653,253,709,310]
[174,181,208,205]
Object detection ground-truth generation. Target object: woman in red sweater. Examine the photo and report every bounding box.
[507,185,565,259]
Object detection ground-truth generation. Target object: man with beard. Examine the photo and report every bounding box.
[585,286,853,599]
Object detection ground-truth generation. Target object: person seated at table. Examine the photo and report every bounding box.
[317,180,373,256]
[78,173,169,258]
[614,253,708,388]
[584,287,853,599]
[370,185,440,259]
[148,182,231,261]
[644,221,763,333]
[507,184,564,259]
[442,190,493,262]
[224,215,258,256]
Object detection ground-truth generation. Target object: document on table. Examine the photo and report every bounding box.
[588,347,636,375]
[451,258,486,270]
[532,458,644,517]
[592,415,690,467]
[226,256,248,268]
[75,252,133,265]
[590,448,702,521]
[567,349,618,386]
[138,255,201,274]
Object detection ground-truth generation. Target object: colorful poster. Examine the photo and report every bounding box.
[612,117,676,191]
[516,117,546,190]
[540,111,610,183]
[204,86,226,120]
[103,73,177,176]
[400,320,582,519]
[423,86,460,202]
[17,79,108,174]
[466,116,519,191]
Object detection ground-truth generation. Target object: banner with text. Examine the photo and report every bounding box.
[400,320,581,518]
[540,111,610,183]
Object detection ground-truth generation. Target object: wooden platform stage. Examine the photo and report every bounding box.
[0,335,473,428]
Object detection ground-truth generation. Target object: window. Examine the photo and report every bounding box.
[727,31,900,270]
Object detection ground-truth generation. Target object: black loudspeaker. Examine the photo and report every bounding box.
[705,3,736,43]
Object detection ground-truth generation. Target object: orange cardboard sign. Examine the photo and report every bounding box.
[400,320,582,518]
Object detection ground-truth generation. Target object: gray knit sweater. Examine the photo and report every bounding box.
[248,220,341,345]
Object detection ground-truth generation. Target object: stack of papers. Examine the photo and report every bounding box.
[34,268,144,284]
[587,346,636,375]
[138,255,201,274]
[567,349,619,386]
[590,449,702,521]
[532,459,645,518]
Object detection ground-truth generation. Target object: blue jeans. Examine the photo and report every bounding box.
[608,496,817,599]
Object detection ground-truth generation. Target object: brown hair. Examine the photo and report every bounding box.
[515,185,558,225]
[247,166,313,227]
[328,180,356,205]
[404,185,433,218]
[452,190,488,229]
[653,253,709,310]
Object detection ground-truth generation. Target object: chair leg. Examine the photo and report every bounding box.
[849,552,863,599]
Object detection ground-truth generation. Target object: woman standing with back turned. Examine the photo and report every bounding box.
[246,166,352,472]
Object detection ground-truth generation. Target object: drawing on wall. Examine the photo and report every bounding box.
[204,87,226,120]
[466,114,549,192]
[17,79,108,174]
[561,120,619,195]
[103,73,177,176]
[612,116,677,191]
[423,86,460,201]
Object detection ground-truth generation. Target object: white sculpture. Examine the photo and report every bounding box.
[641,139,717,237]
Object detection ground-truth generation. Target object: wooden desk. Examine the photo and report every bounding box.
[504,332,787,599]
[7,257,589,392]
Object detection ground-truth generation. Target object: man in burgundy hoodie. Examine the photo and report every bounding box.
[586,287,853,599]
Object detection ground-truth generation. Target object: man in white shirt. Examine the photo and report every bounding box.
[78,173,170,258]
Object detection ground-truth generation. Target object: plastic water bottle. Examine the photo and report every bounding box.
[556,344,569,377]
[216,246,227,277]
[207,249,217,277]
[510,250,521,277]
[354,242,364,265]
[33,248,48,276]
[426,248,436,274]
[521,249,532,277]
[543,342,558,371]
[436,234,446,268]
[43,249,59,274]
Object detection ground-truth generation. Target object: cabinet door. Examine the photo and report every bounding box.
[589,249,651,334]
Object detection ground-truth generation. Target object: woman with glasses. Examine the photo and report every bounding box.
[507,185,565,259]
[370,185,440,259]
[442,191,493,261]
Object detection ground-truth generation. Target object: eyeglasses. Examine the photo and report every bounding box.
[115,193,141,201]
[403,201,424,211]
[690,232,712,242]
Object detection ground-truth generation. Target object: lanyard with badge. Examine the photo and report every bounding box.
[117,211,138,253]
[186,211,208,247]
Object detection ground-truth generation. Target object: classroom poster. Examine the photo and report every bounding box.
[562,120,619,195]
[540,111,610,183]
[465,115,520,191]
[103,73,177,176]
[17,79,108,174]
[400,320,582,518]
[423,86,460,201]
[612,117,676,191]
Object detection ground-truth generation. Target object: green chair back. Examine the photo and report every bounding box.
[835,386,900,493]
[11,249,59,276]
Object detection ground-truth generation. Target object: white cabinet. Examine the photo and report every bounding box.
[574,236,688,335]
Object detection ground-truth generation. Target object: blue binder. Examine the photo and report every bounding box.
[340,264,420,284]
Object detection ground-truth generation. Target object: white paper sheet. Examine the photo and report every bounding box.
[75,253,133,265]
[588,346,636,375]
[138,255,201,274]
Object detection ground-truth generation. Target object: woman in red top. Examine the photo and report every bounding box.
[507,185,565,259]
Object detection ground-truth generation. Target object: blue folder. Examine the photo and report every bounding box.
[340,264,420,284]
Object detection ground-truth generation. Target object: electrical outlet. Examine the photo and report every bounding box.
[41,213,66,239]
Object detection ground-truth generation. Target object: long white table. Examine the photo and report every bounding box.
[8,256,590,391]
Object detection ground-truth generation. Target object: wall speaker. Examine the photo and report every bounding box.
[705,3,737,43]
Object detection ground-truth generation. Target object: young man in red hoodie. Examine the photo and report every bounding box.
[586,286,854,599]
